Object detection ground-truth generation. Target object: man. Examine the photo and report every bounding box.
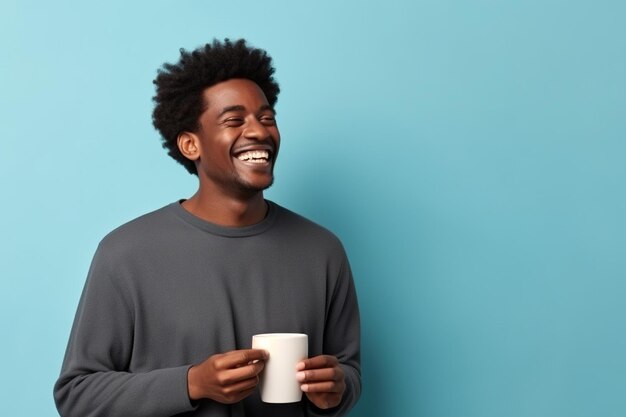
[54,39,361,417]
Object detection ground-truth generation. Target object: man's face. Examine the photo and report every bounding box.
[190,78,280,198]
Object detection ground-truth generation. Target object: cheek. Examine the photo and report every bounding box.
[213,134,239,153]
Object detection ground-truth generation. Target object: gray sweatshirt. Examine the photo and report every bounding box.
[54,201,361,417]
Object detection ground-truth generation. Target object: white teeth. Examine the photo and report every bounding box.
[236,150,270,162]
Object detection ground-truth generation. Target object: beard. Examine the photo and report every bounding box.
[219,167,275,199]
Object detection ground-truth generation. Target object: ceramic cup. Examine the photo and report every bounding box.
[252,333,308,403]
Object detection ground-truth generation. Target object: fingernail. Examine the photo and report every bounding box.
[296,371,306,382]
[295,362,304,371]
[301,384,309,392]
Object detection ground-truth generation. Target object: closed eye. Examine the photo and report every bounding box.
[224,118,244,127]
[259,115,276,126]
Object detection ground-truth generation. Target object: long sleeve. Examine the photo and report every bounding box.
[53,244,197,417]
[307,253,361,417]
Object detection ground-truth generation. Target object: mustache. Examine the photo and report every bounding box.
[232,139,277,154]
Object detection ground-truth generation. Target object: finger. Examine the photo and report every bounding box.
[301,380,344,393]
[297,355,338,371]
[217,349,269,369]
[219,381,259,404]
[219,361,265,385]
[223,374,262,394]
[296,366,343,383]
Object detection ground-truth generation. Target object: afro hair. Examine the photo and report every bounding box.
[152,38,280,175]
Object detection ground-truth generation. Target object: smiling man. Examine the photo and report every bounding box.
[178,78,279,226]
[54,39,361,417]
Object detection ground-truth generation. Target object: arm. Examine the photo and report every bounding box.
[54,249,197,417]
[298,254,361,416]
[54,244,269,417]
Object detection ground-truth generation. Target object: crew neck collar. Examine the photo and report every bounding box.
[168,199,277,237]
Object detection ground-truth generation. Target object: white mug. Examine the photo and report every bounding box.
[252,333,308,403]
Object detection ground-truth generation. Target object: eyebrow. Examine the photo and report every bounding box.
[217,104,276,118]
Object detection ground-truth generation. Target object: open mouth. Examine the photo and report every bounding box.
[234,149,272,164]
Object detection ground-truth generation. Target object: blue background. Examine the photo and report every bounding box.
[1,0,625,416]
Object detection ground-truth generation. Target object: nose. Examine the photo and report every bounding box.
[243,118,271,141]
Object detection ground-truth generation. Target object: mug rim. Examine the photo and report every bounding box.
[252,333,307,339]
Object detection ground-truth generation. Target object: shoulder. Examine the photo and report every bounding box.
[269,201,347,255]
[94,203,179,261]
[270,202,354,286]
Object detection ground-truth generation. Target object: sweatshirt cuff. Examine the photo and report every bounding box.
[151,365,199,414]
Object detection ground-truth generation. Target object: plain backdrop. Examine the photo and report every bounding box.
[1,1,625,416]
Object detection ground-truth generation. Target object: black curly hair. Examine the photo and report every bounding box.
[152,38,280,175]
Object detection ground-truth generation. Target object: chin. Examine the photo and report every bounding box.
[236,177,274,195]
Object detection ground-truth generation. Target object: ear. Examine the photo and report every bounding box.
[177,132,201,161]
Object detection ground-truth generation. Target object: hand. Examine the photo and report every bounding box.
[187,349,268,404]
[296,355,345,410]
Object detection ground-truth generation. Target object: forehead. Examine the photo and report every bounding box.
[202,78,269,112]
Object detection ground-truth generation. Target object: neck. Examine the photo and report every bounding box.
[181,188,268,227]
